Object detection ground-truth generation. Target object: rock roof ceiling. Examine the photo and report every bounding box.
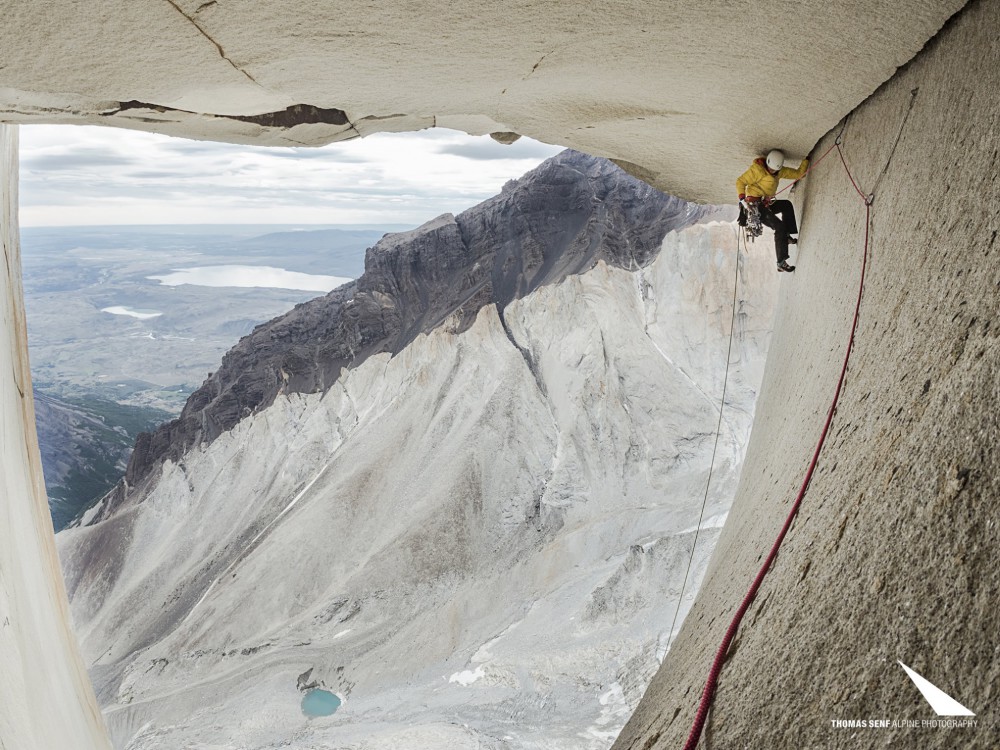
[0,0,966,203]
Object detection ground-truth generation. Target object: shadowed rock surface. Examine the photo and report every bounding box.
[122,151,729,492]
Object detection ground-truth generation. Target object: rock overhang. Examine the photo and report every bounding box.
[0,0,967,203]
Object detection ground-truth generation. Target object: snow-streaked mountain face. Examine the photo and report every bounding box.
[58,218,775,749]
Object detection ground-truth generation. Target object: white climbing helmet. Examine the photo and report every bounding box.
[766,149,785,172]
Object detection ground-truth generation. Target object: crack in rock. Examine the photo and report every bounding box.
[523,51,554,81]
[163,0,260,85]
[109,100,350,129]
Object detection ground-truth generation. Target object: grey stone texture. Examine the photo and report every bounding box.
[612,2,999,748]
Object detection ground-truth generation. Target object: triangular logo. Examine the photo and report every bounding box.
[898,661,975,716]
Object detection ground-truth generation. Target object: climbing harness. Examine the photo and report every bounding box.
[679,92,918,750]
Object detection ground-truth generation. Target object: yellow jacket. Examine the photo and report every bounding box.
[736,157,809,199]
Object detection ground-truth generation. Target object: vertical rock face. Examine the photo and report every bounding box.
[0,125,110,749]
[614,2,999,748]
[57,157,778,748]
[119,151,729,497]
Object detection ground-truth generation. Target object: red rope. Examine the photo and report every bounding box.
[681,142,872,750]
[773,139,839,197]
[837,143,870,201]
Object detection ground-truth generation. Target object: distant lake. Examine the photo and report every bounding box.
[148,265,353,292]
[101,306,163,320]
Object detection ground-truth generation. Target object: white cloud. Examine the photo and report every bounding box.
[18,125,564,227]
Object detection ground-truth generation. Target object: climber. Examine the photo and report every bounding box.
[737,149,808,272]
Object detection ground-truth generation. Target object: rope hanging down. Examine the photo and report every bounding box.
[681,135,880,750]
[664,225,744,653]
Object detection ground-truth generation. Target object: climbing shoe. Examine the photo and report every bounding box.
[777,261,795,273]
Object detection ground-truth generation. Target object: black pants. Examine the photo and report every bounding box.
[759,199,798,263]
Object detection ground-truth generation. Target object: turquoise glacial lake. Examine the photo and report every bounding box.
[301,689,341,717]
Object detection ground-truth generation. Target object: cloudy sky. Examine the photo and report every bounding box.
[19,125,564,227]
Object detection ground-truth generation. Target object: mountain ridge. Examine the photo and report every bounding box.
[116,151,730,504]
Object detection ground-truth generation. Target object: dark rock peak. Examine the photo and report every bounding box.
[118,150,725,506]
[369,213,458,252]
